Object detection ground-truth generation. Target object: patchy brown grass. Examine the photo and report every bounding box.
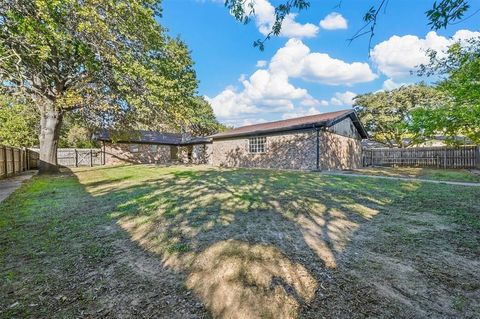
[1,165,479,318]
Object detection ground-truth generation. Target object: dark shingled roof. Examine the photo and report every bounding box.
[94,130,212,145]
[94,110,367,145]
[211,109,367,139]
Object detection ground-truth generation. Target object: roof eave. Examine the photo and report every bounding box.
[211,122,328,140]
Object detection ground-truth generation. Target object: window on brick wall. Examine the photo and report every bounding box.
[150,145,158,152]
[248,136,267,153]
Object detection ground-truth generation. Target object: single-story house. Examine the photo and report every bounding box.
[95,131,211,165]
[95,109,368,170]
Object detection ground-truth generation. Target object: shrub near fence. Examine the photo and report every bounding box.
[363,146,480,169]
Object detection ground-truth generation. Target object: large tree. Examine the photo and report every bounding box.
[410,37,480,144]
[0,0,199,173]
[186,97,227,136]
[354,84,445,148]
[225,0,476,50]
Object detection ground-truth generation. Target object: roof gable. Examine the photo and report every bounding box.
[211,109,367,139]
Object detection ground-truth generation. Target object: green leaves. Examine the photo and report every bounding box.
[0,95,39,147]
[0,0,216,133]
[426,0,470,30]
[227,0,475,50]
[225,0,310,51]
[413,37,480,145]
[354,84,446,148]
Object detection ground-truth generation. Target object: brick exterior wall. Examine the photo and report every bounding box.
[210,117,362,171]
[104,142,172,165]
[193,144,210,164]
[319,132,362,170]
[176,144,210,164]
[211,130,317,170]
[104,142,211,165]
[102,117,362,170]
[319,117,362,170]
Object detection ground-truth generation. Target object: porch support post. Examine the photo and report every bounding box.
[316,128,321,171]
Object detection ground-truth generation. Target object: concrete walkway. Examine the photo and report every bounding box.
[0,171,37,203]
[322,171,480,187]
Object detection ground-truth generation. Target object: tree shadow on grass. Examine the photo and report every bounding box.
[0,167,210,319]
[4,165,477,318]
[82,166,414,318]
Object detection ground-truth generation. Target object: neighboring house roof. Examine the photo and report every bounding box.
[93,130,212,145]
[362,139,388,149]
[211,109,368,139]
[181,136,212,145]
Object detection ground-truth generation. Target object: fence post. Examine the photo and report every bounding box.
[476,146,480,169]
[74,149,78,167]
[90,149,93,167]
[11,148,15,174]
[26,148,29,170]
[3,146,7,177]
[102,142,106,165]
[444,147,447,169]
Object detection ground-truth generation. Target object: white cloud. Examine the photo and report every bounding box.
[205,87,260,118]
[371,29,480,79]
[452,29,480,43]
[330,91,356,106]
[271,38,377,85]
[244,0,319,38]
[208,38,377,122]
[319,12,348,30]
[382,78,409,91]
[234,118,268,127]
[280,13,319,38]
[256,60,267,68]
[207,68,315,120]
[282,107,320,120]
[319,100,329,106]
[300,97,325,107]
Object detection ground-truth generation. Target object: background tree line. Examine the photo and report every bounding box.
[354,37,479,148]
[0,0,224,173]
[1,0,478,173]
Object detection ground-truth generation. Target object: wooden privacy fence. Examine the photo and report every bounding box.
[1,146,105,179]
[363,146,480,169]
[28,148,105,168]
[0,145,30,179]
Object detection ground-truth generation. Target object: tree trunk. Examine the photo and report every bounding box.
[38,104,63,174]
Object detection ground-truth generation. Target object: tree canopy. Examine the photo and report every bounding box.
[0,0,220,172]
[354,84,446,148]
[0,94,39,147]
[225,0,477,50]
[410,37,480,144]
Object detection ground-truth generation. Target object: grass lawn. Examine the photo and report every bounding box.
[1,165,479,318]
[351,166,480,183]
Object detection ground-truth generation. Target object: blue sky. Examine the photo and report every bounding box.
[160,0,479,127]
